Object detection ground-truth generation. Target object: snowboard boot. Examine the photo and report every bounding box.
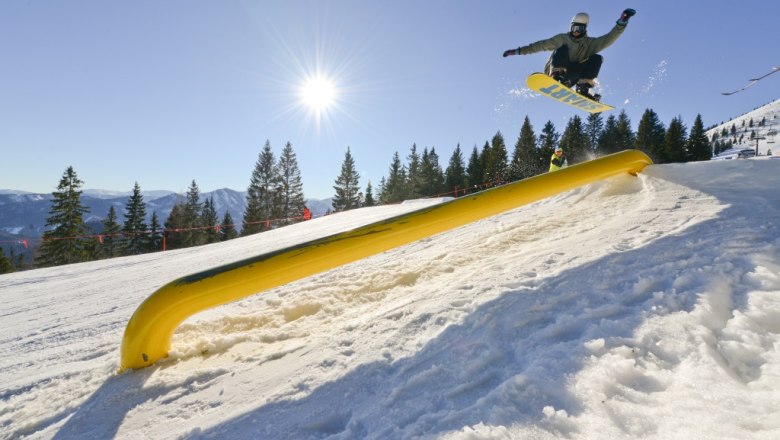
[576,82,601,102]
[550,68,571,87]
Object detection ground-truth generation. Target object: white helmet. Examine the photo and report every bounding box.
[570,12,589,37]
[571,12,589,25]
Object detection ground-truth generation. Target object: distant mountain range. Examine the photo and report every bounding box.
[0,189,333,241]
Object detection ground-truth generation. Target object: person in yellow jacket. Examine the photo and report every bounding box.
[550,147,567,172]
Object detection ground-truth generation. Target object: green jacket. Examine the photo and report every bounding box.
[518,24,626,73]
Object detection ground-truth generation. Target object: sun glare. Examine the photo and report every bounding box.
[256,15,384,140]
[301,75,336,112]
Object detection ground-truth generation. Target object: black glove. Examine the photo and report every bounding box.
[503,48,519,57]
[617,8,636,26]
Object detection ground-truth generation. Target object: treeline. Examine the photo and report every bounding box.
[1,108,713,273]
[25,170,243,269]
[14,140,309,270]
[375,109,711,204]
[709,115,775,155]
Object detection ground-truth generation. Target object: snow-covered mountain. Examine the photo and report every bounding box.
[706,97,780,156]
[81,189,175,201]
[0,189,36,195]
[0,189,333,240]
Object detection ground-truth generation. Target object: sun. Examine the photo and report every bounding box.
[252,15,384,141]
[300,75,336,112]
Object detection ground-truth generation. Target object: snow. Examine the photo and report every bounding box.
[1,158,779,440]
[0,190,34,196]
[706,97,780,157]
[80,189,176,201]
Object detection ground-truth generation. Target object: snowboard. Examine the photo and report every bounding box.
[526,72,613,114]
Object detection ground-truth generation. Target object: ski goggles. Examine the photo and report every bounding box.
[570,24,586,34]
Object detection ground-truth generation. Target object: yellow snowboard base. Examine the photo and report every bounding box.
[526,72,613,113]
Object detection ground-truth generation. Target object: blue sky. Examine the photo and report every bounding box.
[1,1,777,199]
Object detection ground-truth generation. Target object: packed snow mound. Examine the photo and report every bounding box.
[1,159,779,440]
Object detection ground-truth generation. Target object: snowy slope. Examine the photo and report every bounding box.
[1,158,779,440]
[706,98,780,156]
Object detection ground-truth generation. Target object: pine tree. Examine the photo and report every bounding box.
[364,181,376,207]
[164,203,187,250]
[687,114,712,161]
[100,205,122,259]
[377,177,387,204]
[122,182,148,255]
[584,113,604,154]
[406,144,422,199]
[182,180,203,247]
[509,116,538,180]
[220,211,238,241]
[538,120,560,172]
[37,166,91,267]
[560,115,588,164]
[147,211,162,252]
[276,142,306,225]
[201,197,220,244]
[598,114,621,155]
[332,146,361,211]
[710,131,720,148]
[243,141,278,235]
[635,109,666,162]
[616,110,636,153]
[419,147,444,197]
[465,145,483,190]
[381,152,407,204]
[663,116,688,163]
[83,235,99,262]
[485,132,509,185]
[479,142,492,185]
[444,144,467,196]
[12,247,25,271]
[713,140,722,156]
[0,248,12,274]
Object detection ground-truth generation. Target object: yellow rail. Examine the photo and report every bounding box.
[120,150,652,371]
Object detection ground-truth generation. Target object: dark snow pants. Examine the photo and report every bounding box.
[549,45,603,82]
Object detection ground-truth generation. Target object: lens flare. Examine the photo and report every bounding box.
[301,75,336,112]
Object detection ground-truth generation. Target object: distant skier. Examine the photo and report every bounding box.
[503,9,636,101]
[549,147,567,172]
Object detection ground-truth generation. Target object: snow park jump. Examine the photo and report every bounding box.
[119,149,652,372]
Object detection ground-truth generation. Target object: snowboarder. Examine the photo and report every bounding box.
[549,147,567,172]
[503,9,636,101]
